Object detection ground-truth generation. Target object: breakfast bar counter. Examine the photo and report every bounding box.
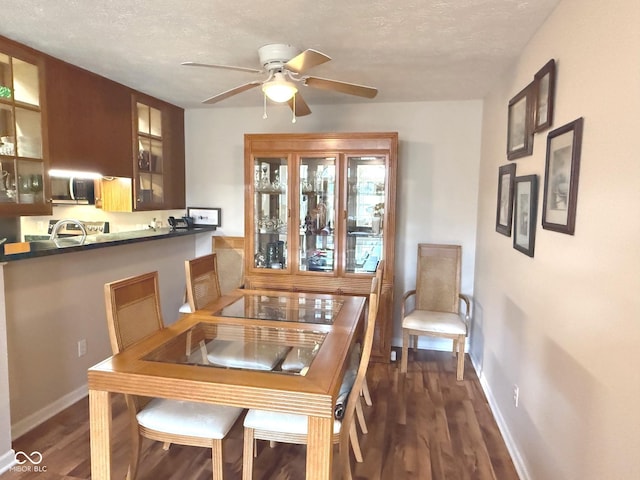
[1,226,216,261]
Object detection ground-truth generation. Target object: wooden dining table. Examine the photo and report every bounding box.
[88,288,366,480]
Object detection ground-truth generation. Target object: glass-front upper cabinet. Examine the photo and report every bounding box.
[298,156,337,273]
[253,156,289,270]
[135,101,164,208]
[0,49,47,212]
[345,155,387,273]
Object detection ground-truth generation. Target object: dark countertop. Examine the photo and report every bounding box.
[1,227,217,262]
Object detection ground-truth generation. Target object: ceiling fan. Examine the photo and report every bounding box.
[182,44,378,119]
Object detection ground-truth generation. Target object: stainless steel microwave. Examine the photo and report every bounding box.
[50,177,96,205]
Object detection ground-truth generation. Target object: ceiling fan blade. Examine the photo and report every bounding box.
[288,93,312,117]
[182,61,263,74]
[304,76,378,99]
[285,49,331,74]
[202,81,262,104]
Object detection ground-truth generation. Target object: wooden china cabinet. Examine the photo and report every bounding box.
[244,132,398,362]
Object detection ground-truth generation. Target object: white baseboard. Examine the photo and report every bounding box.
[391,336,529,479]
[11,384,88,440]
[0,449,16,475]
[470,354,530,480]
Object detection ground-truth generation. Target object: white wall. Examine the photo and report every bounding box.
[0,265,14,474]
[473,0,640,478]
[19,205,188,237]
[3,234,202,438]
[185,100,482,346]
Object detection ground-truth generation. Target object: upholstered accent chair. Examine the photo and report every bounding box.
[400,244,471,380]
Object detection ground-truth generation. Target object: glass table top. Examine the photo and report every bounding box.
[143,322,326,375]
[213,294,344,325]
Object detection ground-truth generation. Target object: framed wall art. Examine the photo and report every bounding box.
[507,82,534,160]
[533,59,556,133]
[513,174,538,257]
[495,163,516,236]
[187,207,222,227]
[542,117,584,234]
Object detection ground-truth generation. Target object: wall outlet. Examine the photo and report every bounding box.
[77,339,87,357]
[513,384,519,407]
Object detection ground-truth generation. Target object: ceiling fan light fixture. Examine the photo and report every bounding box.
[262,72,298,103]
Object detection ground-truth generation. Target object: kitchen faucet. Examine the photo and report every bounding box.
[49,219,87,241]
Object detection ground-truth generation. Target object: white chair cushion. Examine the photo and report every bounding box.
[136,398,242,440]
[206,339,290,371]
[243,408,341,435]
[281,346,315,373]
[402,310,466,335]
[179,302,193,314]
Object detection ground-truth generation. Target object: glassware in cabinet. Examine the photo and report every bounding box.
[253,156,288,270]
[298,156,337,272]
[0,48,47,212]
[345,155,387,273]
[135,102,164,207]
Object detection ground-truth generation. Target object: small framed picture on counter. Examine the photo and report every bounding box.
[187,207,222,227]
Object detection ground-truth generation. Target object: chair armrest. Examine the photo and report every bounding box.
[458,293,472,322]
[401,289,417,318]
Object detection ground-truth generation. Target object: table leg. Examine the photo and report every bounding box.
[307,415,333,480]
[89,389,112,480]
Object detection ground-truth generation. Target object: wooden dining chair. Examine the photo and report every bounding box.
[241,276,380,480]
[354,259,383,442]
[400,244,472,380]
[361,260,383,406]
[181,253,223,313]
[104,271,243,480]
[213,236,245,294]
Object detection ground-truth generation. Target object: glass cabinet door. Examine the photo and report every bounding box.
[345,155,387,273]
[0,52,45,208]
[253,156,288,270]
[135,102,164,207]
[298,156,337,272]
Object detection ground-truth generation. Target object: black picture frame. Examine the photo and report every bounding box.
[533,59,556,133]
[187,207,222,227]
[542,117,584,235]
[513,175,538,257]
[495,163,516,236]
[507,82,535,160]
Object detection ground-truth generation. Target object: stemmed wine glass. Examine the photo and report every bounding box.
[259,165,270,190]
[30,174,43,198]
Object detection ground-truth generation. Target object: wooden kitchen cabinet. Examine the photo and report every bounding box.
[97,93,185,212]
[244,132,398,362]
[131,93,185,211]
[45,57,132,177]
[0,35,51,217]
[0,34,185,214]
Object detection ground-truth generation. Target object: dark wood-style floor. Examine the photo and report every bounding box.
[2,350,519,480]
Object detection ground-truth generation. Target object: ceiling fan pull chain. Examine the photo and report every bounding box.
[292,95,297,124]
[263,93,268,119]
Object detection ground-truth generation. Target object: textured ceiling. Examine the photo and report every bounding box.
[0,0,560,109]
